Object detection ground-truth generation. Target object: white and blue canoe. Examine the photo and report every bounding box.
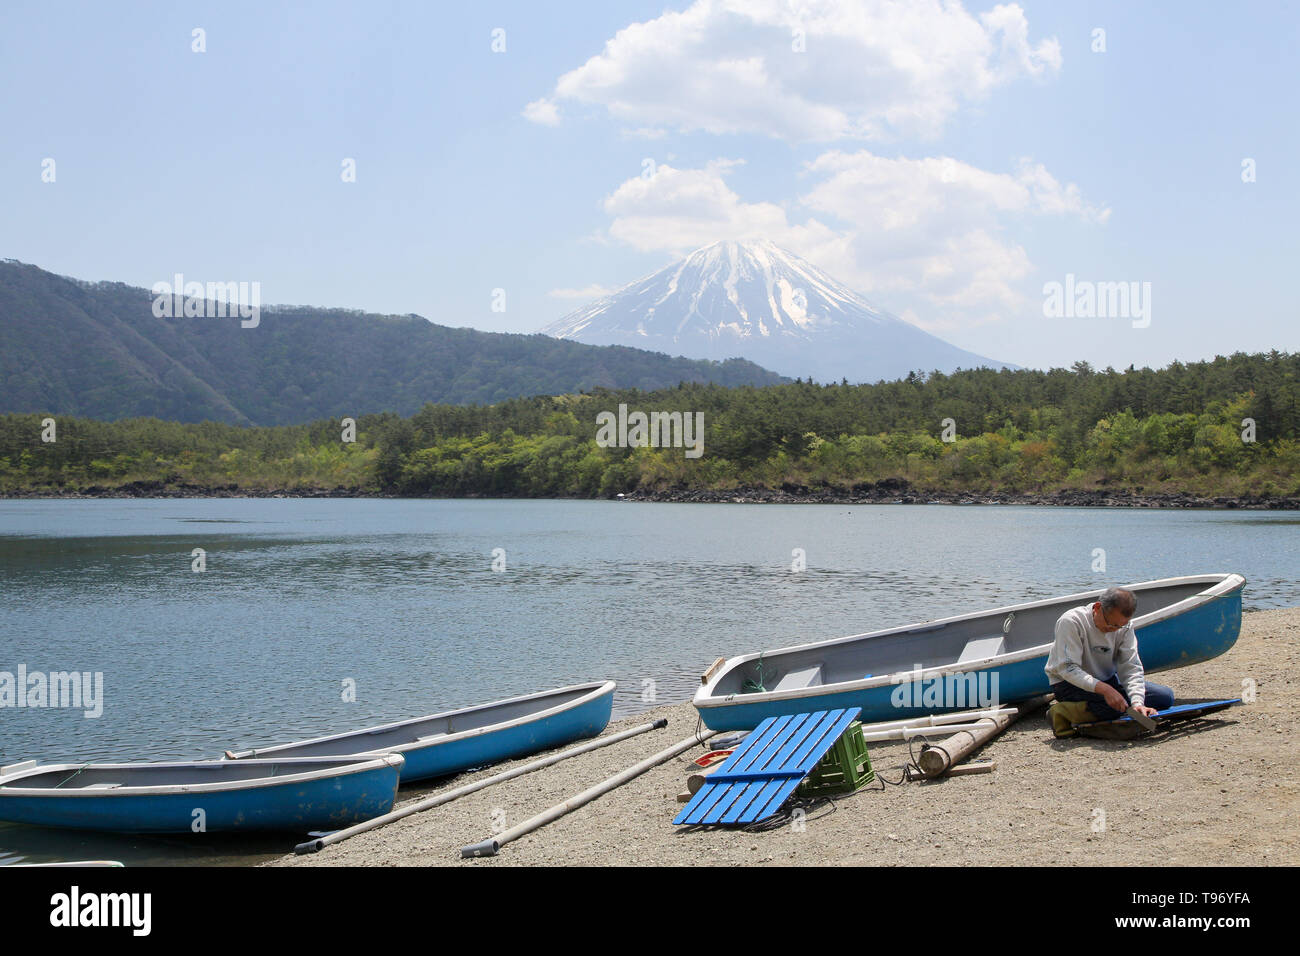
[694,574,1246,732]
[225,681,616,783]
[0,754,404,833]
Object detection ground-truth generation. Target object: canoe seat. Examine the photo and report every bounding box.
[773,665,823,692]
[957,635,1005,664]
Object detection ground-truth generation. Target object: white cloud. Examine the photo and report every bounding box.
[528,0,1061,142]
[802,150,1108,324]
[548,284,620,300]
[596,151,1106,329]
[980,3,1063,81]
[522,97,560,126]
[1014,157,1111,222]
[600,159,845,262]
[618,127,669,140]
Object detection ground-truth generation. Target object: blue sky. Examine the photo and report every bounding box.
[2,0,1296,373]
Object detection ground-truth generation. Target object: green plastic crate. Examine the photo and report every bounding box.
[796,721,874,795]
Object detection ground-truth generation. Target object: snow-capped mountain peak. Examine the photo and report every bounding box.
[541,240,1012,382]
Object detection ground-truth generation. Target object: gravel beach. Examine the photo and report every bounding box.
[271,607,1299,867]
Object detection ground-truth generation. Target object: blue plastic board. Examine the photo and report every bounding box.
[673,707,861,826]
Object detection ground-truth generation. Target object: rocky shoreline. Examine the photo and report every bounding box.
[1,481,369,499]
[625,479,1300,509]
[4,476,1298,509]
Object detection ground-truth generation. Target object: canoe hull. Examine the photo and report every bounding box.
[0,756,404,834]
[227,681,616,784]
[394,685,615,781]
[695,575,1244,732]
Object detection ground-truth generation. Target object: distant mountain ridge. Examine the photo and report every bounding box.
[542,240,1013,382]
[0,260,787,426]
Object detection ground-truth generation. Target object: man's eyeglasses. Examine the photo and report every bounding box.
[1098,608,1131,629]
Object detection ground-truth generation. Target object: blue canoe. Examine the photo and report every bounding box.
[0,754,404,833]
[224,681,616,782]
[694,574,1245,731]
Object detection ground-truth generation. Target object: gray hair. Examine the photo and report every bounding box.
[1099,587,1137,617]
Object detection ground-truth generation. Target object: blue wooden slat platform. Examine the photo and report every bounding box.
[1074,698,1241,729]
[674,708,861,827]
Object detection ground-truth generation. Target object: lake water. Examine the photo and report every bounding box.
[0,498,1296,863]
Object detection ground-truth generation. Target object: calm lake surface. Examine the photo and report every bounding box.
[1,498,1295,864]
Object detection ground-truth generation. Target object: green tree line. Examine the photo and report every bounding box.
[2,351,1297,498]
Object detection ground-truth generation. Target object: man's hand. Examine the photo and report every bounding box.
[1099,682,1129,714]
[1133,704,1158,718]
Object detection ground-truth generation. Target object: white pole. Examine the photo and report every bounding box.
[858,708,1015,734]
[860,722,996,742]
[462,729,718,858]
[294,718,669,854]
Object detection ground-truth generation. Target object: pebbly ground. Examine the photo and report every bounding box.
[269,607,1299,867]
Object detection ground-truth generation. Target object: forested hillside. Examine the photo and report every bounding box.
[3,352,1296,500]
[0,260,787,425]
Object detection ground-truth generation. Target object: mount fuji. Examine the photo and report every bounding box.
[540,240,1013,383]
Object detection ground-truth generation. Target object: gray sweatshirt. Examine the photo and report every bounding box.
[1044,604,1146,706]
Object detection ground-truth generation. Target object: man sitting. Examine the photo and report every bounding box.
[1045,586,1174,737]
